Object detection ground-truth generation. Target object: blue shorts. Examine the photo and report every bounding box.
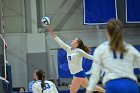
[73,70,86,78]
[105,78,139,93]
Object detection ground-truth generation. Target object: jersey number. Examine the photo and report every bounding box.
[43,83,51,90]
[68,56,71,60]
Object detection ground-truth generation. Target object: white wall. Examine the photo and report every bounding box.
[4,33,28,88]
[3,0,25,33]
[44,0,96,31]
[27,33,46,53]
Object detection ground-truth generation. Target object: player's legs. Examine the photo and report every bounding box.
[70,71,86,93]
[70,77,82,93]
[80,77,88,88]
[70,70,105,93]
[80,78,105,93]
[94,86,106,93]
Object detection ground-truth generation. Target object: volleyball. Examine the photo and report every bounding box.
[41,16,51,26]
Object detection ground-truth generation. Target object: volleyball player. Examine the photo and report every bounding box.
[32,69,58,93]
[86,19,140,93]
[47,26,105,93]
[28,72,37,92]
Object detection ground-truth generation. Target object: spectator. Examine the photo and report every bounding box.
[19,87,25,92]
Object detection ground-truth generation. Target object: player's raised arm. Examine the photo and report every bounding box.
[47,26,56,38]
[131,46,140,68]
[47,26,70,51]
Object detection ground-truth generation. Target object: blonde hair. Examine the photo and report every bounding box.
[106,19,127,53]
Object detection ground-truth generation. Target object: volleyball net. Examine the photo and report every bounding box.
[0,34,8,82]
[0,34,11,93]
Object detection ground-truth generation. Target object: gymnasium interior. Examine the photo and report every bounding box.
[0,0,140,93]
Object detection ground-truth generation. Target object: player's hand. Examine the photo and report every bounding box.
[85,90,92,93]
[47,26,53,33]
[47,26,56,38]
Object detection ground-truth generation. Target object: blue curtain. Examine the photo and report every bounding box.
[126,0,140,23]
[83,0,117,25]
[58,49,72,78]
[134,45,140,52]
[58,48,95,78]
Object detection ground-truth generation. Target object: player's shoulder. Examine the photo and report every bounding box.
[32,80,54,87]
[96,41,109,50]
[29,80,35,84]
[75,48,87,55]
[33,80,42,86]
[124,42,131,47]
[32,81,39,88]
[125,42,139,54]
[75,48,83,52]
[124,42,135,50]
[45,80,55,85]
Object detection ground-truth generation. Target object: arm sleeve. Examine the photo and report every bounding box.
[86,47,102,92]
[53,83,59,93]
[132,47,140,68]
[54,36,70,51]
[77,49,94,60]
[28,82,32,92]
[32,84,39,93]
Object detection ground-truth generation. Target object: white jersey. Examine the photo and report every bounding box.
[87,41,140,92]
[54,36,94,74]
[32,80,58,93]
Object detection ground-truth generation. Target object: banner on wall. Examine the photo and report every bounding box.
[83,0,117,25]
[126,0,140,23]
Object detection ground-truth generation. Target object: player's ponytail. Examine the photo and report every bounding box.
[77,38,90,53]
[106,19,127,53]
[36,69,46,93]
[41,74,45,93]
